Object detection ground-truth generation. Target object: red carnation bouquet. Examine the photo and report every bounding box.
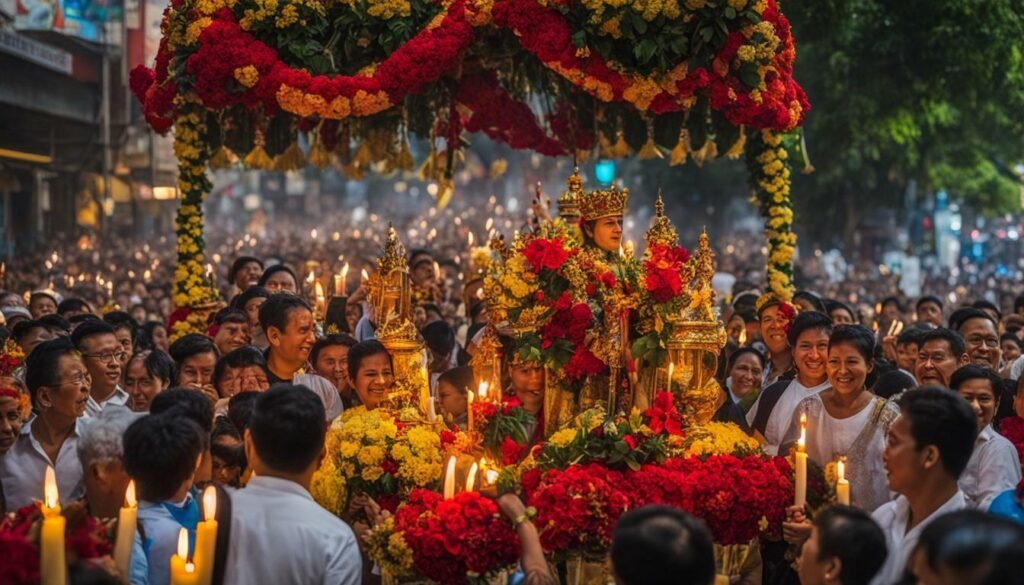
[473,396,536,465]
[374,489,520,585]
[0,501,115,584]
[632,243,692,368]
[522,464,631,556]
[999,417,1024,469]
[643,243,691,303]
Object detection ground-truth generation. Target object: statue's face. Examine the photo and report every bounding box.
[588,216,623,253]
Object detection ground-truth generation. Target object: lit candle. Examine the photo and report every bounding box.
[433,261,441,282]
[478,381,490,402]
[443,456,457,500]
[193,486,218,585]
[205,264,216,289]
[113,481,137,579]
[334,263,350,297]
[667,362,675,391]
[41,466,66,585]
[314,281,326,318]
[467,390,475,433]
[170,527,199,585]
[427,396,437,423]
[836,458,850,506]
[465,461,479,493]
[361,269,369,283]
[795,413,808,507]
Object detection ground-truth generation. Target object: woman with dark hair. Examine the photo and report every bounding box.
[783,325,900,512]
[794,290,827,314]
[256,264,299,294]
[138,321,170,353]
[825,299,858,326]
[723,347,765,413]
[214,346,271,399]
[123,349,174,412]
[347,340,394,411]
[436,366,474,429]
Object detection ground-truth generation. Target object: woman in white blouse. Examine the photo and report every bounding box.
[784,325,899,512]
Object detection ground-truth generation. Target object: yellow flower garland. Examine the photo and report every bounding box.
[747,129,795,301]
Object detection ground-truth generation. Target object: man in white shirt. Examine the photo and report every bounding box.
[748,311,832,455]
[950,365,1022,510]
[71,320,129,417]
[261,295,344,421]
[225,385,361,585]
[870,388,977,585]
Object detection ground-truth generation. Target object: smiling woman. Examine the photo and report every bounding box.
[347,340,395,411]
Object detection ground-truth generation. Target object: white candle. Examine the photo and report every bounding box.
[443,456,457,500]
[467,391,475,433]
[113,481,137,579]
[193,486,218,585]
[478,381,490,402]
[795,413,808,507]
[667,362,675,391]
[836,458,850,506]
[41,466,66,585]
[465,461,479,493]
[427,396,437,423]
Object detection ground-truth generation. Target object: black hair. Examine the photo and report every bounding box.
[794,290,827,313]
[123,414,204,502]
[422,321,456,356]
[211,417,246,482]
[971,299,1002,322]
[897,387,977,479]
[228,256,264,284]
[168,333,219,366]
[610,505,715,585]
[212,307,248,327]
[231,286,272,312]
[468,299,486,321]
[825,300,857,323]
[258,293,311,334]
[949,307,997,333]
[950,364,1003,404]
[249,385,326,474]
[37,314,71,335]
[919,510,1024,585]
[11,320,47,344]
[70,319,116,352]
[787,310,834,348]
[213,346,270,388]
[227,391,259,437]
[29,291,58,307]
[872,370,917,400]
[828,325,876,362]
[310,334,358,367]
[880,296,904,313]
[732,291,759,314]
[127,350,175,386]
[407,247,433,263]
[920,328,967,358]
[726,347,766,373]
[57,298,92,315]
[896,323,932,347]
[813,506,887,585]
[347,340,393,379]
[24,338,78,403]
[437,366,474,394]
[136,321,167,351]
[916,295,944,312]
[103,311,137,343]
[999,333,1022,350]
[1015,293,1024,314]
[150,387,215,434]
[256,265,298,289]
[67,314,101,326]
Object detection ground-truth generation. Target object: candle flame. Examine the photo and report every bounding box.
[315,281,325,299]
[125,480,136,508]
[485,468,499,485]
[478,381,489,401]
[177,527,189,559]
[186,562,196,574]
[44,466,58,509]
[467,390,475,405]
[306,271,315,284]
[361,269,369,281]
[667,362,675,388]
[798,413,807,451]
[468,232,475,247]
[738,328,747,346]
[485,218,494,231]
[837,458,845,482]
[310,229,318,239]
[341,263,349,278]
[465,461,479,493]
[203,485,217,521]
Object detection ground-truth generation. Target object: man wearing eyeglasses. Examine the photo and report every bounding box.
[71,321,129,417]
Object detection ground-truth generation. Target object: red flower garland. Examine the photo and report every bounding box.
[455,71,566,156]
[526,464,631,554]
[999,417,1024,466]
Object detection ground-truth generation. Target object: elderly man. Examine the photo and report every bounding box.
[76,406,139,518]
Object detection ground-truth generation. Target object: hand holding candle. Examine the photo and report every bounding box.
[795,413,808,508]
[836,457,850,506]
[113,481,137,580]
[41,466,66,585]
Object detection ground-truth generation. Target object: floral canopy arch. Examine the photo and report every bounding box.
[131,0,807,317]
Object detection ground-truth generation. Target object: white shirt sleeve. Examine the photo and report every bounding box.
[322,527,363,585]
[975,437,1023,511]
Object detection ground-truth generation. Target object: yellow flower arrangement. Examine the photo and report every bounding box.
[747,129,795,300]
[366,517,415,576]
[681,422,761,458]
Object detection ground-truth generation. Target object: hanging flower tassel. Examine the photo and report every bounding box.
[396,134,414,171]
[670,127,690,166]
[799,129,815,174]
[691,136,718,167]
[638,118,664,159]
[308,140,332,169]
[726,126,747,160]
[611,128,631,158]
[244,127,273,170]
[208,145,237,169]
[436,177,454,210]
[274,141,306,172]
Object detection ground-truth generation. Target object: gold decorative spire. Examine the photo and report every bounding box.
[557,166,584,222]
[579,184,629,221]
[645,191,678,248]
[377,224,408,273]
[367,224,412,327]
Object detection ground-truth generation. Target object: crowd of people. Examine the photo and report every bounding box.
[2,195,1024,585]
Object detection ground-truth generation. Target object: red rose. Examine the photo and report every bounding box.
[623,435,638,449]
[523,237,570,272]
[598,271,617,289]
[553,291,572,311]
[501,436,526,465]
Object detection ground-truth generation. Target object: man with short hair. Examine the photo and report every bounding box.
[260,294,343,421]
[310,334,359,409]
[71,320,129,416]
[11,319,59,356]
[915,296,944,327]
[914,328,969,388]
[58,298,94,320]
[168,333,220,403]
[423,320,459,391]
[757,296,795,386]
[870,388,977,585]
[949,365,1021,510]
[103,311,137,367]
[610,505,715,585]
[224,386,361,585]
[209,308,251,356]
[28,291,58,319]
[76,406,139,518]
[952,309,1001,370]
[796,506,887,585]
[229,256,264,294]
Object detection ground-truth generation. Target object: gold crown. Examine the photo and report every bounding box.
[378,224,407,273]
[579,184,629,221]
[645,192,678,247]
[557,167,584,220]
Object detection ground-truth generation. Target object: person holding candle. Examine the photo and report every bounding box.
[257,264,300,295]
[795,505,887,585]
[123,350,174,412]
[749,311,833,456]
[2,338,88,511]
[868,388,976,585]
[261,294,344,421]
[949,365,1021,511]
[783,325,900,512]
[346,340,394,411]
[310,334,359,409]
[72,320,129,417]
[224,385,362,585]
[124,413,207,585]
[76,405,139,519]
